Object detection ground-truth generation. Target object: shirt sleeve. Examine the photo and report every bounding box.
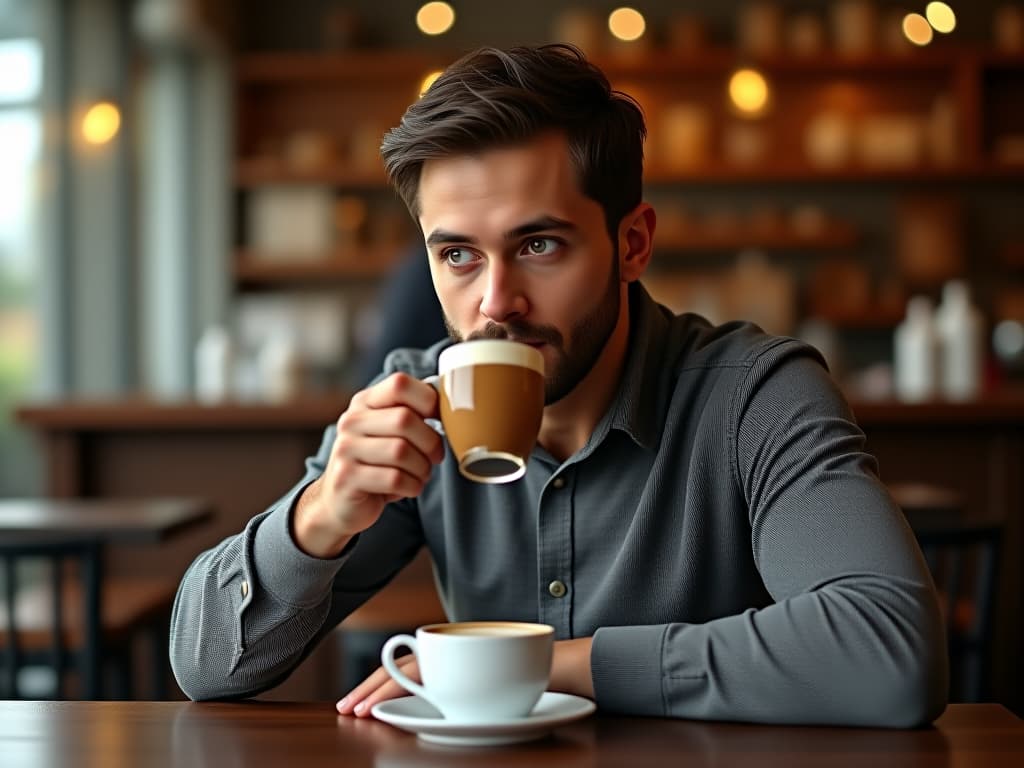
[591,348,948,726]
[169,425,425,701]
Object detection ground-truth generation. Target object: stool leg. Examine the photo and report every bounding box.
[51,556,65,699]
[3,556,20,699]
[80,544,103,700]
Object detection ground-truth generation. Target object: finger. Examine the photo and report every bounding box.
[338,407,445,466]
[332,462,428,501]
[353,676,415,718]
[361,373,439,419]
[337,658,418,715]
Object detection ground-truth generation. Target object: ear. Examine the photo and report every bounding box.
[617,203,656,283]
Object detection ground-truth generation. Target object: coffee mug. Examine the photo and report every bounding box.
[381,621,554,722]
[427,339,544,484]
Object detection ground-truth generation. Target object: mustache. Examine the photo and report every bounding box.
[467,321,563,347]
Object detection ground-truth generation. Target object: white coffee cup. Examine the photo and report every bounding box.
[380,621,554,722]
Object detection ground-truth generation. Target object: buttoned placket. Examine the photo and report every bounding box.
[536,468,574,638]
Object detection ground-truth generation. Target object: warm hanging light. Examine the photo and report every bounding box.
[81,101,121,145]
[416,2,455,36]
[728,68,770,116]
[902,13,934,46]
[925,2,957,34]
[419,69,443,97]
[608,7,646,42]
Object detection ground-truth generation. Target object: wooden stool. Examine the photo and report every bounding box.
[0,570,178,699]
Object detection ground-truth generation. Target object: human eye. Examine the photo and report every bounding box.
[440,247,480,269]
[521,237,562,257]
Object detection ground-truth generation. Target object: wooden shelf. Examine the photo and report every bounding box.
[234,250,399,286]
[809,305,905,329]
[235,160,386,188]
[235,160,1023,188]
[236,51,453,82]
[658,226,857,252]
[598,47,968,77]
[235,47,990,83]
[645,163,1022,184]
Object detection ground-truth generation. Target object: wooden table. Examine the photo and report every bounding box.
[0,498,213,699]
[0,701,1019,767]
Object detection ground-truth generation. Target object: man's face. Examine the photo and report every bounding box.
[418,132,623,405]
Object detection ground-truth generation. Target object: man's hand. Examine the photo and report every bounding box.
[336,637,595,718]
[293,373,444,558]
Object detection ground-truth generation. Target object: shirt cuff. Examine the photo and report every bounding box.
[251,490,354,609]
[591,624,669,716]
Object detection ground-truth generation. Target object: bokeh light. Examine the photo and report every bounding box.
[81,101,121,145]
[608,7,646,42]
[902,13,934,46]
[728,68,770,116]
[926,2,957,34]
[416,2,455,36]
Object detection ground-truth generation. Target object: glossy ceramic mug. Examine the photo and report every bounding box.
[381,621,554,722]
[427,340,544,484]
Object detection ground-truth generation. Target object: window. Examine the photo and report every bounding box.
[0,4,44,496]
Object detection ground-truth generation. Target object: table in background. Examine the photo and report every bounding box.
[0,498,213,699]
[0,701,1019,767]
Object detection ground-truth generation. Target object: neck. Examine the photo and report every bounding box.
[538,287,631,463]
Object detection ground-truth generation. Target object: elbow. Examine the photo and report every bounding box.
[169,625,230,702]
[841,644,947,728]
[837,593,949,728]
[872,613,950,728]
[878,649,948,728]
[169,637,256,702]
[169,608,254,702]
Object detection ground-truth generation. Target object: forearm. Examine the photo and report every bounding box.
[591,574,947,726]
[550,637,595,699]
[170,499,344,701]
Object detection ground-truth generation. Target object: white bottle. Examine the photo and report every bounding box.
[194,325,234,403]
[894,296,939,402]
[258,333,303,403]
[935,280,984,401]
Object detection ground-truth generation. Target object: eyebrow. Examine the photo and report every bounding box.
[425,215,577,248]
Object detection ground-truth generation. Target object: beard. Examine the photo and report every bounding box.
[444,258,621,405]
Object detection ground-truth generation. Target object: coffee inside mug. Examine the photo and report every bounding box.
[435,340,545,484]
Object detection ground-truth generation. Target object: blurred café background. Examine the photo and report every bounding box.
[0,0,1022,713]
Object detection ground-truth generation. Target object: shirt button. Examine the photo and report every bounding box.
[548,580,567,598]
[551,476,566,489]
[241,580,249,598]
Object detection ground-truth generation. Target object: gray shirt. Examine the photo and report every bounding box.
[170,283,947,726]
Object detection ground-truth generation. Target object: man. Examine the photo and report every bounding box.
[171,44,947,726]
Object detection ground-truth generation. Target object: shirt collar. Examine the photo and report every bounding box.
[602,281,671,452]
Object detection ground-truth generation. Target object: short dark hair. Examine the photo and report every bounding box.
[380,44,646,240]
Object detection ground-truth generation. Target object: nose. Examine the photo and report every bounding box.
[479,259,528,323]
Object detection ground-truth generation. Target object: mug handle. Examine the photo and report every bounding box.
[381,634,438,708]
[422,375,443,434]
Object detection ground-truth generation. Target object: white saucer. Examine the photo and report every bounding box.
[371,692,596,747]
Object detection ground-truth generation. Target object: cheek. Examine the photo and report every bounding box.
[433,279,476,326]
